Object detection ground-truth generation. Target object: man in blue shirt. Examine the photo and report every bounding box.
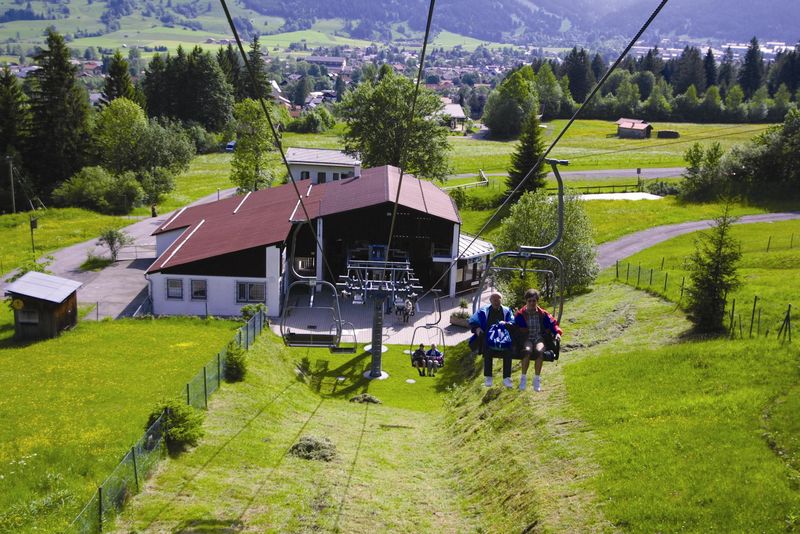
[469,291,514,388]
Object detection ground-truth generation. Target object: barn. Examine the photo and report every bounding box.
[616,118,653,139]
[146,165,494,317]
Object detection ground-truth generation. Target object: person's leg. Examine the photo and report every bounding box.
[483,346,494,386]
[502,352,513,387]
[519,341,532,390]
[533,341,545,391]
[426,359,433,376]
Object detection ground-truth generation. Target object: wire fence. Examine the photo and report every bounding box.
[615,258,794,342]
[68,309,268,533]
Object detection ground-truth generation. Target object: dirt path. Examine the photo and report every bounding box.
[596,212,800,269]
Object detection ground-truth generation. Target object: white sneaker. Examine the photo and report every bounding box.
[503,377,513,389]
[484,376,493,387]
[519,376,528,391]
[533,376,542,392]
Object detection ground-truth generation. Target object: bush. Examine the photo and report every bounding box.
[240,302,267,321]
[147,398,205,454]
[645,180,681,196]
[52,166,143,214]
[224,340,247,382]
[183,122,221,154]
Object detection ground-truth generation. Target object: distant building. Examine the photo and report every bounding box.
[304,56,347,73]
[4,272,81,341]
[616,118,653,139]
[285,148,361,184]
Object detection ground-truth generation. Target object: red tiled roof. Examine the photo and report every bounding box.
[148,165,459,273]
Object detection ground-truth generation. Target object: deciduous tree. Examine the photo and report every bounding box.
[230,98,276,192]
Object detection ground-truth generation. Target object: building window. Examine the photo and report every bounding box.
[332,173,340,181]
[237,282,266,303]
[191,279,207,300]
[317,172,327,184]
[19,310,39,324]
[300,171,310,180]
[166,279,183,300]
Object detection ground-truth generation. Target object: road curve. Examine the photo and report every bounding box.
[596,212,800,269]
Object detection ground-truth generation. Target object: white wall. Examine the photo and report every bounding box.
[150,245,283,317]
[289,164,355,184]
[155,228,187,257]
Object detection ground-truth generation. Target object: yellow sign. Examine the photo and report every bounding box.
[11,299,24,310]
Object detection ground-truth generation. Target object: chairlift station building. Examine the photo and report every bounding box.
[146,164,493,317]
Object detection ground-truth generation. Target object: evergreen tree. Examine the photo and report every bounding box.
[766,47,800,96]
[185,46,233,131]
[561,47,595,103]
[738,37,764,99]
[165,46,189,120]
[334,75,346,101]
[217,44,245,101]
[703,48,717,88]
[142,54,165,118]
[534,62,562,119]
[100,50,135,105]
[686,204,741,334]
[591,52,606,81]
[717,47,736,95]
[24,29,91,196]
[639,46,664,76]
[292,75,311,106]
[506,112,547,201]
[243,36,269,100]
[0,66,27,155]
[672,46,706,95]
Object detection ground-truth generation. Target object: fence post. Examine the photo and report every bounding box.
[766,235,772,252]
[649,268,653,286]
[637,264,641,286]
[679,277,685,301]
[758,308,762,336]
[203,367,208,409]
[218,352,222,387]
[131,446,139,493]
[186,383,190,406]
[739,314,743,338]
[616,260,619,278]
[660,257,665,270]
[729,299,736,337]
[98,486,103,532]
[664,272,668,292]
[749,296,758,338]
[791,233,795,249]
[626,263,630,282]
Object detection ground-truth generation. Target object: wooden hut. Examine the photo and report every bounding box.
[4,272,82,341]
[616,118,653,139]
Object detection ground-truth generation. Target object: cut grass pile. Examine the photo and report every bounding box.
[113,338,476,532]
[0,208,132,278]
[603,219,800,331]
[0,315,238,533]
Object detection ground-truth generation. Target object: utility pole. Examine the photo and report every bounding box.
[6,156,14,214]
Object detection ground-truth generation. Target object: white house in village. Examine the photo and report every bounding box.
[285,147,361,184]
[146,165,494,317]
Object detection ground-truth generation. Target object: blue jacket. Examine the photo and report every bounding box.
[469,303,514,350]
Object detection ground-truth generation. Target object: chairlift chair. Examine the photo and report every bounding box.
[408,291,446,363]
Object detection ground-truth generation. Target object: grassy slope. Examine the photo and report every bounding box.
[113,341,476,532]
[0,313,238,533]
[603,219,800,331]
[0,208,132,277]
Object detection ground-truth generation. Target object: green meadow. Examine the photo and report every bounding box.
[0,312,238,533]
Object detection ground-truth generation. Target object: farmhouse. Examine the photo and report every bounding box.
[616,118,653,139]
[285,147,361,184]
[146,165,494,317]
[4,272,81,340]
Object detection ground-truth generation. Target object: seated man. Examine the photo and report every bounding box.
[411,343,427,377]
[514,289,562,392]
[425,344,444,376]
[468,291,515,388]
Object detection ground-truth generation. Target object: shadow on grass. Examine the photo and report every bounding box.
[434,340,480,393]
[297,350,374,399]
[174,518,244,533]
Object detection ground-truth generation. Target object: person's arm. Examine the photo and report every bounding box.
[468,308,484,334]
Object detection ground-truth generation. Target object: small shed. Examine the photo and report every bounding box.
[616,118,653,139]
[4,272,82,341]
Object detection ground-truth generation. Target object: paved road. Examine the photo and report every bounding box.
[450,167,685,181]
[596,212,800,269]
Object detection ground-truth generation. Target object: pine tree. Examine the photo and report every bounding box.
[506,112,547,201]
[686,203,741,334]
[217,44,245,101]
[0,66,27,155]
[24,29,91,196]
[673,46,706,94]
[717,47,736,95]
[142,53,168,118]
[185,46,233,131]
[703,48,717,88]
[100,50,135,105]
[243,36,269,100]
[738,37,764,99]
[561,47,595,103]
[591,53,607,81]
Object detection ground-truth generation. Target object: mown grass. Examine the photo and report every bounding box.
[603,219,800,332]
[113,337,476,532]
[566,336,800,532]
[0,208,132,277]
[0,314,238,533]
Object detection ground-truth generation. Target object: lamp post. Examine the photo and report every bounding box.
[29,216,37,255]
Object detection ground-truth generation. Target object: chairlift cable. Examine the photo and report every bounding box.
[219,0,337,283]
[383,0,437,268]
[413,0,671,303]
